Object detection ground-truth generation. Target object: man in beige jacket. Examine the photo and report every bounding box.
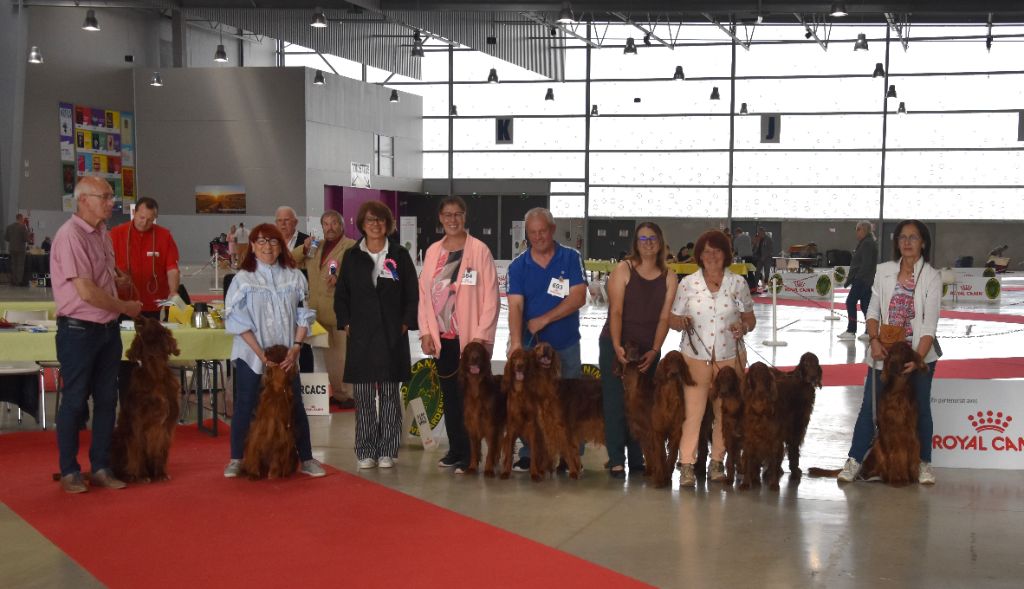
[292,210,357,407]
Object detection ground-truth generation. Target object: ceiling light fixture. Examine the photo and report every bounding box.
[643,33,651,46]
[623,37,637,55]
[740,102,749,115]
[830,3,848,18]
[27,46,43,64]
[986,34,993,51]
[487,68,498,83]
[886,85,897,99]
[710,87,720,100]
[313,70,326,85]
[150,72,163,87]
[311,8,328,28]
[897,102,907,115]
[557,2,573,24]
[82,9,100,32]
[804,27,813,39]
[545,88,555,101]
[872,63,885,77]
[673,65,685,81]
[853,33,868,50]
[389,89,400,103]
[214,44,228,63]
[450,105,458,116]
[590,104,599,116]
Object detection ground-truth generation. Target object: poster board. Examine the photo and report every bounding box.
[61,102,135,211]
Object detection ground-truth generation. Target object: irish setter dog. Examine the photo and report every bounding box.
[738,362,784,490]
[773,352,823,476]
[859,341,925,485]
[558,375,604,458]
[241,346,298,480]
[459,342,506,477]
[500,348,544,480]
[530,343,581,479]
[620,345,692,487]
[112,317,181,483]
[712,366,744,485]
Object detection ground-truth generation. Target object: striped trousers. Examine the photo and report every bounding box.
[353,382,403,461]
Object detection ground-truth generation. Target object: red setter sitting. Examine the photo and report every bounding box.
[712,366,744,485]
[459,342,506,477]
[773,352,822,476]
[500,348,544,480]
[859,341,925,485]
[738,362,784,490]
[241,346,298,479]
[112,317,181,483]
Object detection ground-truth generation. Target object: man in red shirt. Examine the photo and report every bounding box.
[109,197,180,318]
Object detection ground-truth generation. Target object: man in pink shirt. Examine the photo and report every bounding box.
[51,176,142,494]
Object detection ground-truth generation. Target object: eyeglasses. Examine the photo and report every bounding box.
[637,235,659,244]
[364,216,385,226]
[441,212,465,221]
[255,238,280,246]
[83,193,115,201]
[897,235,921,243]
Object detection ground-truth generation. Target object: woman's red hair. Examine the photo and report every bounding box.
[239,223,297,272]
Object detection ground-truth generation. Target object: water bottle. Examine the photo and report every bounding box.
[306,237,320,258]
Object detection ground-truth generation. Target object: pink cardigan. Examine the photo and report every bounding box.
[417,234,500,356]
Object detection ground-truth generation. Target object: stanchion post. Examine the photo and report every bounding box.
[763,275,788,347]
[210,253,222,292]
[824,272,840,321]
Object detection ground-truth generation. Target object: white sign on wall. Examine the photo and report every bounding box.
[399,216,418,254]
[351,162,371,188]
[300,372,331,416]
[931,379,1024,469]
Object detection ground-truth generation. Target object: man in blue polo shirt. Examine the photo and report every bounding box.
[507,207,587,471]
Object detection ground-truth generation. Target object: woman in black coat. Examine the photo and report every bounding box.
[335,201,418,470]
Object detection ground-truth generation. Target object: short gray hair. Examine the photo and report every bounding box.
[856,220,874,233]
[321,209,344,231]
[524,207,555,227]
[275,206,297,219]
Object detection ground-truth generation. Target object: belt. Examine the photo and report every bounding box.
[57,316,120,329]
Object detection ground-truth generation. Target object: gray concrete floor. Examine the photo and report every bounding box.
[3,265,1024,587]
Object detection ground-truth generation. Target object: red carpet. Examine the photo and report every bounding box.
[753,297,1024,324]
[778,357,1024,387]
[0,427,649,589]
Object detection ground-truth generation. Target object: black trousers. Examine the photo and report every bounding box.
[438,338,470,464]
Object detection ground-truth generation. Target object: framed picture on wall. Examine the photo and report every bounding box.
[195,185,246,214]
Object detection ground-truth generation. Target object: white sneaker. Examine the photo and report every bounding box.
[357,458,377,469]
[300,459,326,477]
[837,332,856,341]
[857,333,872,341]
[837,457,861,483]
[377,457,395,469]
[919,462,936,485]
[223,459,242,478]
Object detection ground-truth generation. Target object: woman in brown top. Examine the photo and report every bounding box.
[599,222,679,478]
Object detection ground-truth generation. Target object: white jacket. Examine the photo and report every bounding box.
[865,257,942,368]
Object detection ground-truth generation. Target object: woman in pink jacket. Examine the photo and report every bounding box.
[417,196,500,474]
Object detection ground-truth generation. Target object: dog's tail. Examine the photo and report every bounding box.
[806,467,842,478]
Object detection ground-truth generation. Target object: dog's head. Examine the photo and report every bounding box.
[263,345,295,392]
[460,341,492,377]
[713,365,743,403]
[795,352,823,389]
[743,362,778,414]
[882,341,925,385]
[127,316,180,363]
[655,350,695,389]
[531,342,561,377]
[503,348,530,392]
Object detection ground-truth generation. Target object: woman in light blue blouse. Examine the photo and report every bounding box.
[221,223,325,479]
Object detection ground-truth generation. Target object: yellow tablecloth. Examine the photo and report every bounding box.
[0,301,57,320]
[586,260,752,276]
[0,326,234,363]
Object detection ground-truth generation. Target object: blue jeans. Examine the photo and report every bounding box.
[845,280,872,333]
[599,336,651,469]
[230,359,313,462]
[56,318,122,476]
[848,361,936,463]
[518,340,582,460]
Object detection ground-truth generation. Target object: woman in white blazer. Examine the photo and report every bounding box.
[839,220,942,485]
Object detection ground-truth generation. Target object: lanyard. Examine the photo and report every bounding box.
[127,226,159,295]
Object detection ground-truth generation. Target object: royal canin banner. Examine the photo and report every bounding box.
[931,379,1024,469]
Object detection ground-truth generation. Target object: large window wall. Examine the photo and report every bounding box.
[288,22,1024,222]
